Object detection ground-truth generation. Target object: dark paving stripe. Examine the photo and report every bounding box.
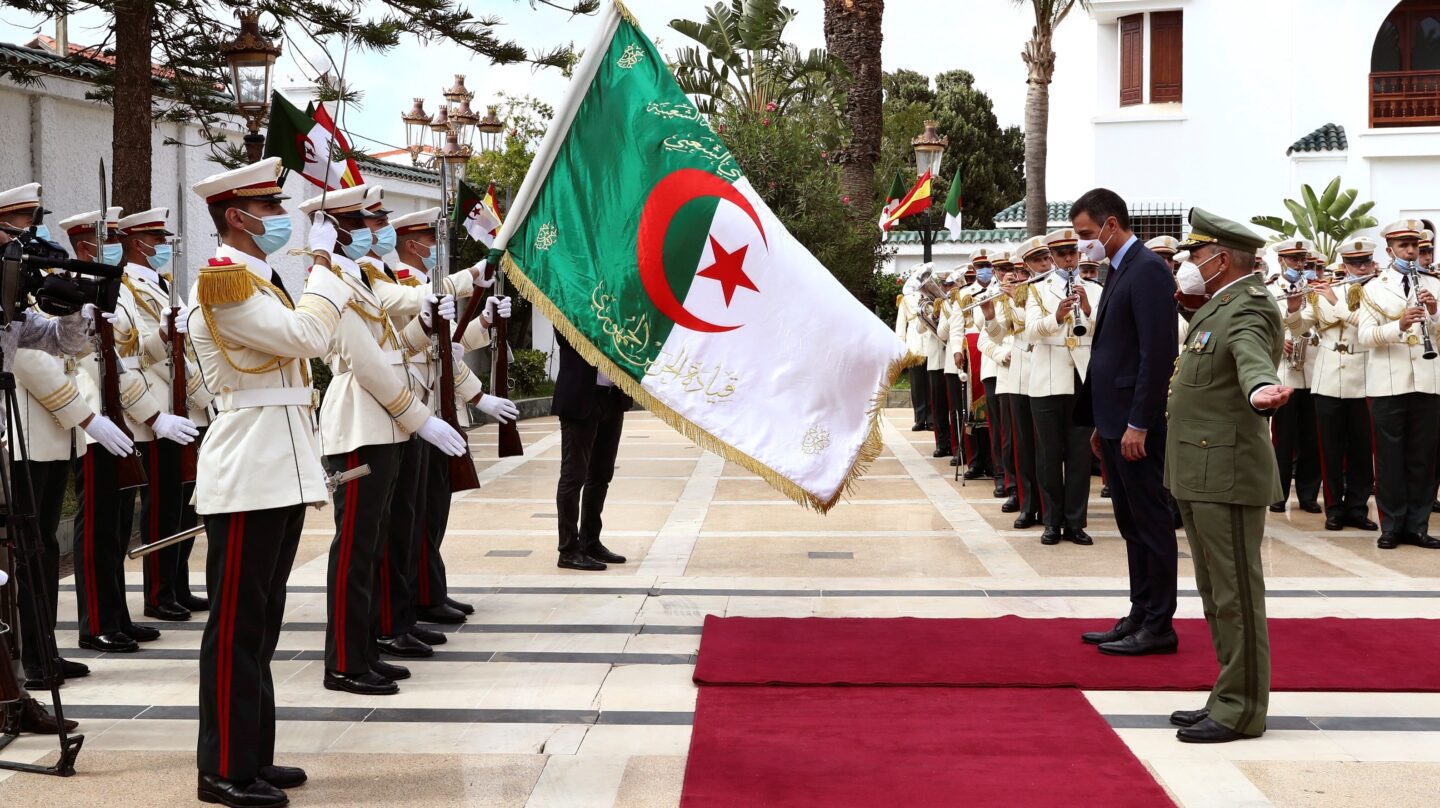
[1106,714,1318,731]
[58,648,695,665]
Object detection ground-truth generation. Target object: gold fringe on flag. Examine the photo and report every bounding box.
[501,251,922,514]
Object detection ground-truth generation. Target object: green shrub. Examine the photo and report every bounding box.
[510,348,550,398]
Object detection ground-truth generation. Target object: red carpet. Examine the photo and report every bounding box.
[681,686,1175,808]
[693,616,1440,691]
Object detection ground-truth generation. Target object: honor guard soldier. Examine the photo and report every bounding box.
[1270,239,1323,514]
[1168,208,1289,744]
[298,186,466,695]
[1420,228,1435,273]
[895,271,932,432]
[1,184,132,688]
[1356,220,1440,550]
[1078,255,1102,284]
[918,266,951,457]
[1147,236,1181,272]
[941,257,993,478]
[987,253,1042,527]
[60,206,186,653]
[978,251,1018,506]
[187,157,357,806]
[1292,238,1378,531]
[117,208,209,621]
[1023,230,1101,545]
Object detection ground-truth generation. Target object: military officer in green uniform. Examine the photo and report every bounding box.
[1165,208,1292,744]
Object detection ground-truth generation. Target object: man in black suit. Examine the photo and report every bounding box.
[1071,189,1181,656]
[553,333,631,571]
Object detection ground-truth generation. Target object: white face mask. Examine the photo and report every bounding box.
[1177,251,1223,296]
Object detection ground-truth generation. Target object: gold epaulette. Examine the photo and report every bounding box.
[197,260,257,306]
[895,293,905,309]
[363,262,393,286]
[401,276,422,287]
[1347,283,1364,309]
[1014,284,1029,306]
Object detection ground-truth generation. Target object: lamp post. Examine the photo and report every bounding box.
[220,11,281,165]
[476,105,505,156]
[911,120,948,263]
[401,98,431,166]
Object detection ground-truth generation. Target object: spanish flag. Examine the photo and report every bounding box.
[879,170,932,233]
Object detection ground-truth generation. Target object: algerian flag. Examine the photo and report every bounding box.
[264,92,350,191]
[878,169,905,233]
[455,180,503,246]
[944,167,963,236]
[495,2,916,512]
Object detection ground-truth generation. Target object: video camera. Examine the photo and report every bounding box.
[0,224,122,325]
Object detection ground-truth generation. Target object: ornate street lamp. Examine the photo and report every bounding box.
[428,105,451,156]
[450,96,479,152]
[911,120,950,262]
[400,97,431,166]
[220,10,282,164]
[476,105,505,155]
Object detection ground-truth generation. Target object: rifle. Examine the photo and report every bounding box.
[484,259,523,458]
[169,188,197,483]
[434,158,480,492]
[93,160,145,490]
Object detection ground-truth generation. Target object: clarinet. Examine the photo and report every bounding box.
[1067,271,1088,337]
[1406,265,1437,360]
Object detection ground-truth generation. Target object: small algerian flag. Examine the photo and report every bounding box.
[263,92,357,191]
[495,2,916,511]
[311,102,363,188]
[878,169,906,233]
[878,171,932,232]
[454,180,503,246]
[944,167,963,237]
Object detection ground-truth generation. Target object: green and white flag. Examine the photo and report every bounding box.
[495,2,915,511]
[944,167,963,236]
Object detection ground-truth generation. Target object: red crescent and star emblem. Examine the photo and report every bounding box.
[636,168,767,333]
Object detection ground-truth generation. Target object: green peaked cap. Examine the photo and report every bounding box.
[1178,207,1266,252]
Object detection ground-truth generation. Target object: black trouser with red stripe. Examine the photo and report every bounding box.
[72,449,137,637]
[1313,395,1373,523]
[379,437,426,638]
[174,427,207,603]
[928,369,951,453]
[197,505,304,782]
[1032,390,1092,531]
[908,364,930,428]
[985,378,1011,493]
[1005,393,1041,520]
[324,443,401,675]
[139,439,185,609]
[14,458,70,674]
[417,444,454,609]
[1272,388,1321,505]
[1369,393,1440,536]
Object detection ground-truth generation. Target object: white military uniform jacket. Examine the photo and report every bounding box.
[935,294,965,377]
[12,346,93,462]
[186,243,353,514]
[1274,282,1317,389]
[318,256,433,455]
[1290,287,1368,399]
[1356,265,1440,397]
[986,296,1028,396]
[893,294,927,358]
[122,263,215,429]
[74,281,163,443]
[1023,273,1102,396]
[975,306,1008,387]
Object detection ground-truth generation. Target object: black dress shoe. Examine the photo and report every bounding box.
[257,765,307,789]
[1065,528,1094,546]
[197,772,288,807]
[1378,532,1401,550]
[371,658,411,681]
[558,551,606,571]
[949,456,961,467]
[410,626,447,646]
[59,658,90,679]
[992,483,1006,497]
[1013,513,1041,529]
[445,597,475,615]
[323,670,398,696]
[1433,499,1440,513]
[1169,708,1210,727]
[1344,516,1378,531]
[178,593,211,612]
[1099,627,1179,656]
[10,697,78,734]
[1177,717,1260,744]
[416,604,467,624]
[911,423,926,432]
[123,624,161,642]
[1406,532,1440,549]
[144,603,192,622]
[932,447,952,458]
[1082,616,1139,645]
[586,542,627,564]
[963,467,986,480]
[1324,515,1344,531]
[1100,485,1111,499]
[1268,502,1286,513]
[78,633,139,653]
[1299,500,1323,514]
[377,634,433,658]
[1040,528,1062,545]
[1000,495,1020,513]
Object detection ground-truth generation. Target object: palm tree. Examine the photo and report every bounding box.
[823,0,885,217]
[1015,0,1089,236]
[670,0,838,116]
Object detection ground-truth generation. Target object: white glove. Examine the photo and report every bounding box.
[0,569,7,586]
[477,393,520,425]
[307,212,337,255]
[484,295,512,321]
[472,260,495,288]
[83,414,135,457]
[152,412,200,445]
[160,307,190,337]
[420,294,457,328]
[82,304,118,326]
[417,415,467,456]
[451,342,465,366]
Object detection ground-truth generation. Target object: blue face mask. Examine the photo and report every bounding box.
[420,245,438,272]
[976,267,994,284]
[1303,269,1317,282]
[101,242,124,265]
[240,210,293,256]
[340,226,373,260]
[1395,257,1416,272]
[145,242,173,270]
[371,224,396,256]
[1283,268,1303,285]
[32,224,50,241]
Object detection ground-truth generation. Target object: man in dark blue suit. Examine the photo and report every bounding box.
[1071,189,1181,656]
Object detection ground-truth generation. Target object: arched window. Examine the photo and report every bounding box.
[1371,2,1440,127]
[1372,18,1401,71]
[1415,16,1440,69]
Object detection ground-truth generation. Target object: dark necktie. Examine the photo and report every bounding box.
[269,271,295,307]
[157,274,170,294]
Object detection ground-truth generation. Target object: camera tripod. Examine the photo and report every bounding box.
[0,362,84,777]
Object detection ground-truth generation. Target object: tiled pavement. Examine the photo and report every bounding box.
[3,409,1439,806]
